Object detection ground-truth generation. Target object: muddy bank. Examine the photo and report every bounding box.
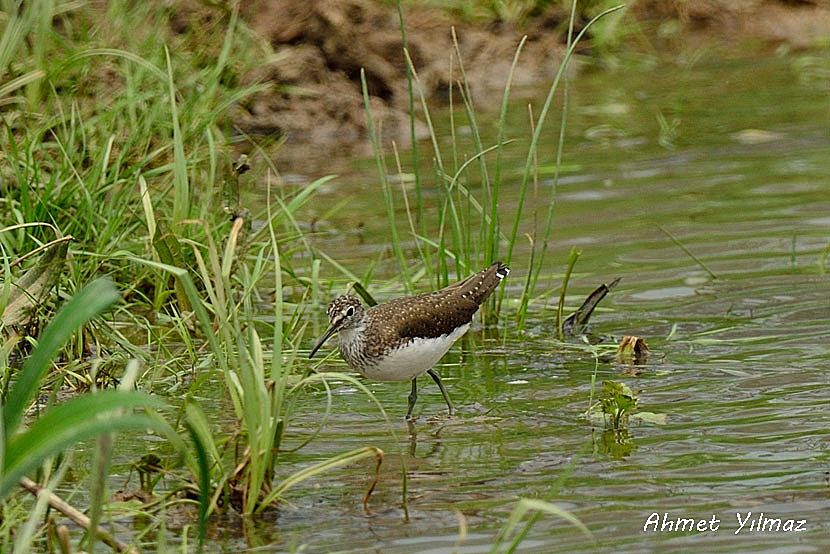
[233,0,570,146]
[183,0,830,148]
[632,0,830,49]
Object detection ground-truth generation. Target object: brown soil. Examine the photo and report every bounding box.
[172,0,830,147]
[232,0,571,146]
[631,0,830,49]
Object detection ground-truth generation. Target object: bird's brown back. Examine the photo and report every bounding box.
[365,262,509,341]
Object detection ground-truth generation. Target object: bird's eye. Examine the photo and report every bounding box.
[345,306,355,317]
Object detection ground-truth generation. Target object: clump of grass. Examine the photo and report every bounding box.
[132,167,396,516]
[0,1,267,301]
[0,279,205,552]
[353,1,624,325]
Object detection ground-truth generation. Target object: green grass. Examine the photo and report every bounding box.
[132,203,396,517]
[0,279,201,551]
[352,1,623,328]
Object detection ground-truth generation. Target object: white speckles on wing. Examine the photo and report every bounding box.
[359,323,470,382]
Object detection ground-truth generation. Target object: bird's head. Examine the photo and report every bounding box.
[308,295,365,358]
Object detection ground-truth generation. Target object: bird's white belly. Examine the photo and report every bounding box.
[361,323,470,382]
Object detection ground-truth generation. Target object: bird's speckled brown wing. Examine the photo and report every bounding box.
[443,261,509,305]
[377,291,480,340]
[368,262,508,341]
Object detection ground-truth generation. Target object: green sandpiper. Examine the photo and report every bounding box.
[309,262,509,419]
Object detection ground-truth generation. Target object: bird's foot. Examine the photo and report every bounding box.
[425,412,455,424]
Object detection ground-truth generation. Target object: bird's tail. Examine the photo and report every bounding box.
[450,261,509,305]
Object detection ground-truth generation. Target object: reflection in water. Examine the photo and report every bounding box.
[406,419,444,460]
[595,428,637,460]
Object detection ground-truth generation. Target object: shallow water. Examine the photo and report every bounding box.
[241,50,830,553]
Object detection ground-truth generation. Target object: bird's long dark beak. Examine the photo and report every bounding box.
[309,324,338,359]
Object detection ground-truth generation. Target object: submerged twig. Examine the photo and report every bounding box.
[563,277,621,336]
[362,447,384,510]
[19,477,136,554]
[556,247,581,340]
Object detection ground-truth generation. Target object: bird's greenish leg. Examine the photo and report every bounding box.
[406,378,418,420]
[427,369,454,416]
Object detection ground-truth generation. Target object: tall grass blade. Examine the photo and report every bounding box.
[395,0,425,242]
[491,498,592,553]
[658,225,717,279]
[451,28,491,272]
[505,4,626,268]
[257,446,384,511]
[165,46,190,224]
[292,372,409,511]
[491,36,527,265]
[0,70,44,100]
[138,175,156,240]
[524,0,576,314]
[185,416,210,551]
[3,278,120,437]
[360,68,411,290]
[59,48,168,85]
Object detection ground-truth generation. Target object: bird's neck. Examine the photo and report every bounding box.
[337,319,365,346]
[337,319,368,368]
